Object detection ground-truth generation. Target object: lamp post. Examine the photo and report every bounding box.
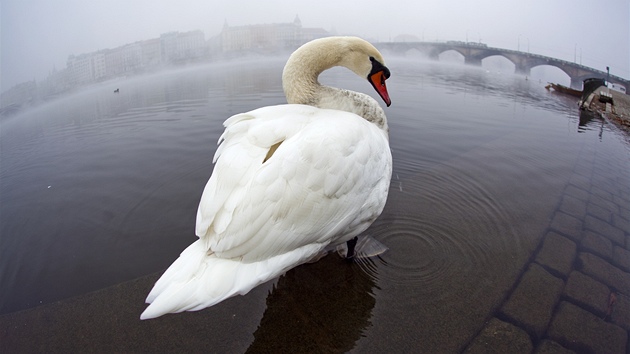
[606,66,610,95]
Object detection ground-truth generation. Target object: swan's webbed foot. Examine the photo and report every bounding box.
[345,237,358,261]
[336,235,389,260]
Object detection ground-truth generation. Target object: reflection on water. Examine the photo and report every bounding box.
[1,57,629,352]
[247,254,376,353]
[578,109,605,137]
[0,59,285,314]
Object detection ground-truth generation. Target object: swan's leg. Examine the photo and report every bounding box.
[346,237,358,260]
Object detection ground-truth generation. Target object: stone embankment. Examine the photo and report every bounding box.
[584,86,630,132]
[463,108,630,353]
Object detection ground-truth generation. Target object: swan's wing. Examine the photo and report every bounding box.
[195,104,392,262]
[195,105,315,238]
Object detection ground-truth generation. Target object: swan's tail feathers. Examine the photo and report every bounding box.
[140,240,324,320]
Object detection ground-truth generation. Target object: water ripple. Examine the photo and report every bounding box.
[365,166,520,300]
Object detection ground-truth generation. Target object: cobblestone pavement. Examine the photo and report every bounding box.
[463,126,630,353]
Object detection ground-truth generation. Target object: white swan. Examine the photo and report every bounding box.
[140,36,393,320]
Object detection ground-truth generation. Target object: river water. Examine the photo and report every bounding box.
[1,57,629,352]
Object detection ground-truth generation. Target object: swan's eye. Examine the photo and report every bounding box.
[369,57,389,79]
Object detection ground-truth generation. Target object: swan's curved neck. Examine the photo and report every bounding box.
[282,40,339,106]
[282,38,388,132]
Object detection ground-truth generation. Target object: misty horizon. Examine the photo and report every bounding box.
[2,0,628,93]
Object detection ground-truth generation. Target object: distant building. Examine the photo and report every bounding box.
[140,38,162,67]
[104,43,142,77]
[160,30,206,63]
[62,30,206,87]
[220,15,329,53]
[67,52,106,86]
[2,20,330,107]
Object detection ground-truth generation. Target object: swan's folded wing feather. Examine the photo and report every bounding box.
[196,105,391,262]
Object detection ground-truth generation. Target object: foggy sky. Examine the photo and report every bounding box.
[2,0,629,91]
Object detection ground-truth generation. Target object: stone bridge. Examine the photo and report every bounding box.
[375,41,629,92]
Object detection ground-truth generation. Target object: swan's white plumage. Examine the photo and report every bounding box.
[141,37,392,320]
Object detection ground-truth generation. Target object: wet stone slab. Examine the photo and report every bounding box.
[547,301,627,354]
[567,174,591,192]
[558,195,587,219]
[611,191,630,211]
[583,215,625,246]
[612,213,630,233]
[610,292,630,331]
[613,193,630,207]
[576,252,630,295]
[580,230,613,261]
[585,202,612,223]
[498,263,563,340]
[563,185,590,202]
[563,271,609,318]
[549,212,583,243]
[612,245,630,272]
[590,185,614,203]
[534,339,576,354]
[588,194,620,215]
[534,232,576,279]
[571,163,592,182]
[463,317,532,354]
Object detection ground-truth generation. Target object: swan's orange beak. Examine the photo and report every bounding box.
[369,71,391,107]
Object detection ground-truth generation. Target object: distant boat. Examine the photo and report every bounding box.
[545,83,582,97]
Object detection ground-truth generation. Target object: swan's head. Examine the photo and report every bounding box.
[283,37,392,107]
[367,56,391,107]
[338,38,392,107]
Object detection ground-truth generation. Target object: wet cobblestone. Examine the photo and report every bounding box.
[584,215,625,245]
[613,246,630,272]
[534,232,576,278]
[534,339,576,354]
[464,318,533,354]
[549,212,583,243]
[580,230,613,260]
[468,131,630,353]
[499,264,564,340]
[547,301,627,353]
[610,293,630,331]
[563,271,609,317]
[577,252,630,295]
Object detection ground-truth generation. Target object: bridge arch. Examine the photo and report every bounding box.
[530,65,572,87]
[438,50,465,64]
[481,55,516,73]
[435,48,467,58]
[404,47,432,60]
[434,47,485,65]
[372,42,630,91]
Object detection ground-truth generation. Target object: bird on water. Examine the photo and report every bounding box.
[141,36,393,320]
